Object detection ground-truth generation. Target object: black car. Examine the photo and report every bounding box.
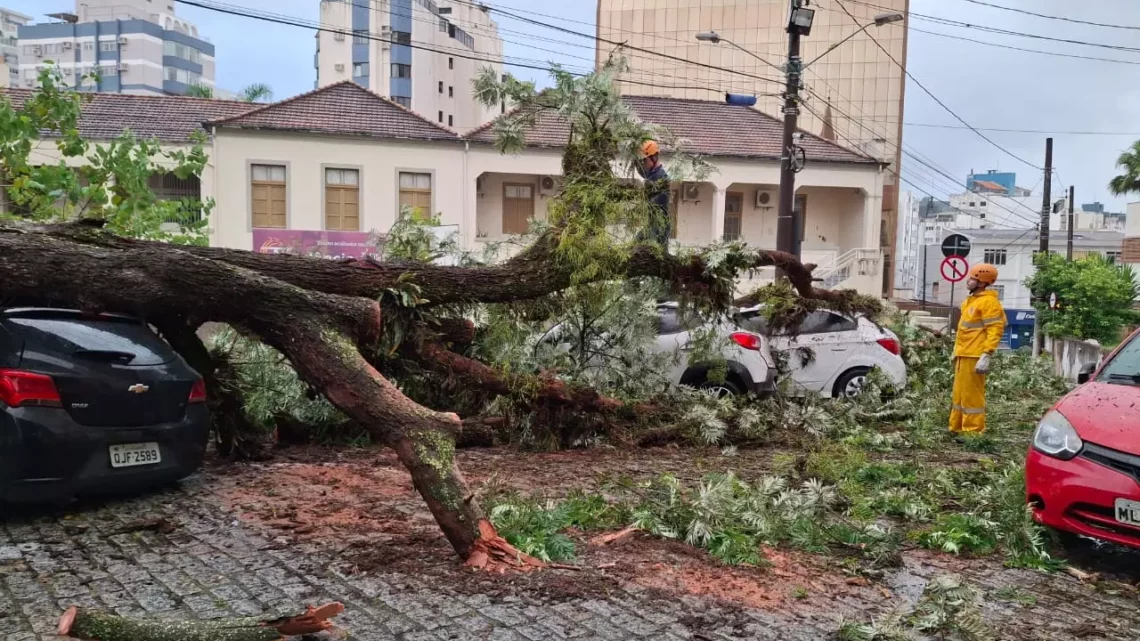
[0,308,209,504]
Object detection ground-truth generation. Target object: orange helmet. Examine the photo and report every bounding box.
[968,263,998,285]
[640,139,660,158]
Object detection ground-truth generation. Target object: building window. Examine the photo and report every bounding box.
[723,192,743,241]
[353,62,369,77]
[438,80,443,93]
[251,164,287,229]
[968,201,975,207]
[353,29,369,44]
[163,40,201,63]
[448,57,453,69]
[82,41,94,51]
[325,168,360,231]
[979,213,985,219]
[980,201,987,206]
[992,284,1005,301]
[983,249,1007,265]
[100,65,118,77]
[391,63,410,78]
[393,30,411,46]
[438,110,443,122]
[448,114,453,127]
[502,183,534,235]
[164,67,202,84]
[1107,251,1122,264]
[392,96,410,108]
[99,41,117,52]
[398,172,432,219]
[448,85,453,97]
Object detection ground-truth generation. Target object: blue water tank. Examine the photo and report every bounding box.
[725,93,758,106]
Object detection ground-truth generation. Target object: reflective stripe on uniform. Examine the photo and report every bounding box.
[960,320,985,328]
[982,316,1004,325]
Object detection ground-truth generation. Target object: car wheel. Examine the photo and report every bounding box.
[698,378,744,398]
[833,367,871,399]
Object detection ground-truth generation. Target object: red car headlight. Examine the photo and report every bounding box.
[1032,410,1083,460]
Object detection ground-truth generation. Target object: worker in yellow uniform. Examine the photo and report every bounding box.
[950,263,1006,435]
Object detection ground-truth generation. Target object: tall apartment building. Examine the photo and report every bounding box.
[316,0,503,132]
[0,7,32,88]
[17,0,214,96]
[596,0,909,296]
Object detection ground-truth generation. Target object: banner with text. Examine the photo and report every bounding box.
[252,229,385,260]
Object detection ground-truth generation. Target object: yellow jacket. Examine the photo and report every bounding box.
[953,289,1006,358]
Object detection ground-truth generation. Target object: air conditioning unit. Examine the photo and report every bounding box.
[62,41,73,50]
[538,175,561,196]
[380,25,391,49]
[333,32,345,41]
[32,46,41,55]
[118,62,130,72]
[334,63,345,72]
[755,190,773,208]
[682,183,700,201]
[23,78,33,86]
[475,175,484,196]
[118,37,129,46]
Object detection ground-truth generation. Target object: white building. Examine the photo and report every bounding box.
[916,229,1124,310]
[17,0,214,96]
[316,0,503,132]
[0,7,31,88]
[945,191,1041,230]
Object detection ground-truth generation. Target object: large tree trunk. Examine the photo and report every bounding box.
[58,603,344,641]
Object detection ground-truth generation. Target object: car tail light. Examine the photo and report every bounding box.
[730,332,763,351]
[877,337,901,356]
[188,379,207,404]
[0,369,62,408]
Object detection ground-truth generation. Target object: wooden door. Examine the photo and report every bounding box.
[724,192,743,241]
[502,183,535,235]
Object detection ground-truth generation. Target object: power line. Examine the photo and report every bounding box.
[831,0,1043,171]
[909,26,1140,67]
[950,0,1140,32]
[904,122,1140,136]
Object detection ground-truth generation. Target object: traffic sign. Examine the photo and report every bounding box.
[1048,292,1060,310]
[941,234,972,258]
[941,255,969,283]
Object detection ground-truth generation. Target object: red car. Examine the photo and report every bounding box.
[1026,328,1140,548]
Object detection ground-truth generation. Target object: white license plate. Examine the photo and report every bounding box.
[1114,498,1140,527]
[109,442,161,468]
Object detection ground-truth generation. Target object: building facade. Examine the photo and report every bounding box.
[17,0,214,95]
[316,0,503,132]
[0,7,31,88]
[596,0,909,296]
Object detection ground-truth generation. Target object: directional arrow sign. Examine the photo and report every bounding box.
[941,255,969,283]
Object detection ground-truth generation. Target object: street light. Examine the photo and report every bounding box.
[695,30,783,73]
[804,12,904,69]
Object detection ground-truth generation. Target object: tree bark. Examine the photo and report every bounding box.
[58,603,344,641]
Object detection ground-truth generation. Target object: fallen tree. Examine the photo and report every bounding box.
[58,603,344,641]
[0,61,880,564]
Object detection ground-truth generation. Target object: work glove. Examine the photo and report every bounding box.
[975,353,992,374]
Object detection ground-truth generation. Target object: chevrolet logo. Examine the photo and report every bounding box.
[127,384,150,394]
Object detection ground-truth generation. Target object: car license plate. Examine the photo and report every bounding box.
[109,442,161,468]
[1114,498,1140,527]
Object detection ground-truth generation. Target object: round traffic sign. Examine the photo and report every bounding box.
[941,255,969,283]
[941,234,972,258]
[1049,292,1059,310]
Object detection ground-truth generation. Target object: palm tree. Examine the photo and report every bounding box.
[184,84,214,99]
[1109,140,1140,196]
[239,83,273,103]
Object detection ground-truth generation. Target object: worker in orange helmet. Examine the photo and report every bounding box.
[636,139,671,248]
[949,262,1006,435]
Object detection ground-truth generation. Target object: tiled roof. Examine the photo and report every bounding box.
[0,89,256,143]
[206,81,460,142]
[464,95,877,165]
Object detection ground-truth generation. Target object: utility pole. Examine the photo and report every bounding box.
[776,0,804,260]
[1033,138,1053,358]
[1066,185,1075,260]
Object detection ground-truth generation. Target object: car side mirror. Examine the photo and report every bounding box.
[1077,362,1096,385]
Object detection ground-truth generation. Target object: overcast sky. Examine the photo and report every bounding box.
[9,0,1140,212]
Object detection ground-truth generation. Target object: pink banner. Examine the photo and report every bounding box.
[252,229,385,260]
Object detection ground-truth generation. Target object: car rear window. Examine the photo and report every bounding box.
[735,310,856,336]
[657,308,702,335]
[4,314,173,366]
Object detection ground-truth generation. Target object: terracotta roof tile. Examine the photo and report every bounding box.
[207,81,460,142]
[1,88,256,143]
[464,95,876,164]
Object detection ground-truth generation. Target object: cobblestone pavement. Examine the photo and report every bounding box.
[3,471,1140,641]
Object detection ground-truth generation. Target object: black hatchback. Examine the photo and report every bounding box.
[0,308,209,504]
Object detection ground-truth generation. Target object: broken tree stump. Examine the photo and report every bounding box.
[57,603,345,641]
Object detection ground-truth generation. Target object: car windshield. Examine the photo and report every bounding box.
[4,313,173,366]
[1098,334,1140,384]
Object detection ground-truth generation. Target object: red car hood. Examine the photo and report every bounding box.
[1057,382,1140,455]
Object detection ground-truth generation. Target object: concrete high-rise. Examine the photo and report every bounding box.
[596,0,909,296]
[317,0,503,132]
[0,7,32,88]
[17,0,215,96]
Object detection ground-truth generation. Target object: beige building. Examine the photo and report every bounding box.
[0,6,32,88]
[316,0,503,132]
[4,81,889,295]
[596,0,909,295]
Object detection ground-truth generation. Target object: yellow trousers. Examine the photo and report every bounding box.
[950,357,987,434]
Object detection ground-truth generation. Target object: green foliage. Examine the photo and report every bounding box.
[1109,139,1140,197]
[0,66,212,244]
[185,84,214,99]
[239,83,274,103]
[487,491,628,562]
[1026,252,1139,344]
[839,575,994,641]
